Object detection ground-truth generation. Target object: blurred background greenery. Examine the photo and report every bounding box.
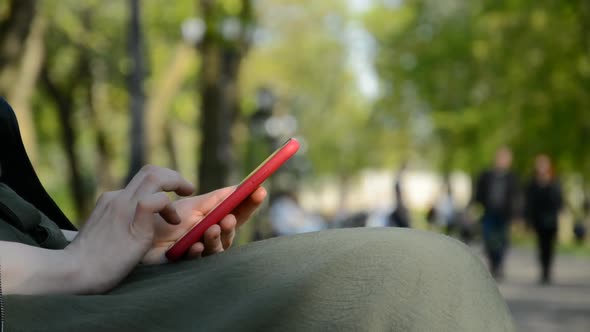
[0,0,588,246]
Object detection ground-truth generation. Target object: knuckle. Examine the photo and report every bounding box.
[97,190,122,205]
[159,194,172,207]
[144,171,160,184]
[170,169,181,179]
[140,164,157,173]
[136,199,150,212]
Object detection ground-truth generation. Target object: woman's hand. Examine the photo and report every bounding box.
[68,165,267,292]
[66,165,196,293]
[141,186,266,264]
[3,165,266,295]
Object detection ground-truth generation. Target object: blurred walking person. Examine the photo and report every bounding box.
[389,162,411,227]
[473,147,519,279]
[525,155,563,285]
[437,183,457,235]
[269,191,324,236]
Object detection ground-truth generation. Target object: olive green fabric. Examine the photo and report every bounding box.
[0,183,68,249]
[1,185,514,331]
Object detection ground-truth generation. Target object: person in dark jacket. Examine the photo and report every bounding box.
[525,154,563,285]
[389,162,411,228]
[473,147,519,279]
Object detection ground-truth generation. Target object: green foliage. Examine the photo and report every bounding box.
[29,0,388,218]
[31,0,201,219]
[12,0,588,221]
[242,0,389,176]
[367,0,590,175]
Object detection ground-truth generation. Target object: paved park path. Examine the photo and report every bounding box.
[473,246,590,332]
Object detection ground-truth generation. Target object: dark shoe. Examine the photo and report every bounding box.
[492,269,504,282]
[538,276,551,286]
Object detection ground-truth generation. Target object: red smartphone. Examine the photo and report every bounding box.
[165,138,300,261]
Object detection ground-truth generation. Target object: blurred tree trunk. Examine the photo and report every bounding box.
[146,43,194,159]
[0,0,39,163]
[164,119,179,170]
[80,9,114,193]
[197,40,239,193]
[6,14,45,164]
[0,0,36,89]
[125,0,147,183]
[86,63,115,192]
[581,2,590,179]
[197,0,253,194]
[41,64,90,220]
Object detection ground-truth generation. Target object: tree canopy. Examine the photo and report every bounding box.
[0,0,588,220]
[366,0,590,175]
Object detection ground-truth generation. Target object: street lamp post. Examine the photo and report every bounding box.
[251,87,275,142]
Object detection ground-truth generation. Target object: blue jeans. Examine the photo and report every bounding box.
[481,213,509,276]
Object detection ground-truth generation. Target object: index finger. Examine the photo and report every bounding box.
[129,165,195,197]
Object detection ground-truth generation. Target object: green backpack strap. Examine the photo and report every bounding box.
[0,184,39,247]
[0,183,68,249]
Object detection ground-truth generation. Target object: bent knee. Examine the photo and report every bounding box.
[299,228,485,274]
[289,228,512,330]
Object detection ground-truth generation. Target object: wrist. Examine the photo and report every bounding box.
[1,242,92,295]
[64,236,143,294]
[63,242,116,295]
[62,245,96,294]
[28,246,91,295]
